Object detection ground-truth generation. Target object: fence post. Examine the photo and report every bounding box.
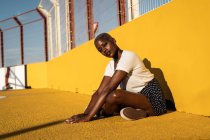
[0,28,4,67]
[87,0,94,40]
[118,0,127,25]
[13,17,24,65]
[37,8,49,61]
[50,0,62,56]
[68,0,75,49]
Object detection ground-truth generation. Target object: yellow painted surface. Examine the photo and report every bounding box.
[109,0,210,115]
[27,0,210,116]
[27,62,48,88]
[0,89,210,140]
[47,40,111,93]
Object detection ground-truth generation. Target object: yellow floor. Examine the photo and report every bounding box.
[0,89,209,140]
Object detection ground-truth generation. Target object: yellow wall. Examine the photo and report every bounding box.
[27,62,48,88]
[27,0,210,116]
[112,0,210,116]
[47,41,110,93]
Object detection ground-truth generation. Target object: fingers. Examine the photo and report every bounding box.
[65,114,89,124]
[64,118,82,124]
[64,115,77,124]
[64,115,82,124]
[64,118,74,124]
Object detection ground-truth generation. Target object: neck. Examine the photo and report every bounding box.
[113,48,123,62]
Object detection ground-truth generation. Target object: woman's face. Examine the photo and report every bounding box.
[95,39,118,58]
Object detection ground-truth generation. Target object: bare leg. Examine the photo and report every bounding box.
[103,89,155,116]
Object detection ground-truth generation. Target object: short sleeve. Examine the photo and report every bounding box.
[104,60,114,77]
[115,51,137,73]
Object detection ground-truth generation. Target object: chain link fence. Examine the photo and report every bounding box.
[0,0,172,68]
[0,9,47,67]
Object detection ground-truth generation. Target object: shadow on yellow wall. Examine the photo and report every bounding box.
[143,58,176,111]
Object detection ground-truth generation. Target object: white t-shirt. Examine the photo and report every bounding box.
[104,50,154,93]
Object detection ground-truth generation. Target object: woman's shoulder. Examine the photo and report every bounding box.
[107,59,114,65]
[123,50,139,58]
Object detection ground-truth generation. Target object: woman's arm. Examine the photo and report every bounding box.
[84,76,112,114]
[77,70,128,122]
[65,76,112,124]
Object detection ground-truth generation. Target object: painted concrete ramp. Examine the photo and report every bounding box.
[0,89,210,140]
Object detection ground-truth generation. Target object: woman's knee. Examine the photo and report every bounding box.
[106,89,121,104]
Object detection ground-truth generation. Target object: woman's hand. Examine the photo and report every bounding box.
[65,113,90,124]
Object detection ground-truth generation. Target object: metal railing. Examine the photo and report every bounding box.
[127,0,171,21]
[0,9,48,67]
[0,0,172,68]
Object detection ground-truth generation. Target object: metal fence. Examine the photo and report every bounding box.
[127,0,171,21]
[0,9,48,67]
[0,0,172,68]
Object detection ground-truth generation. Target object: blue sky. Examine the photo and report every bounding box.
[0,0,43,67]
[0,0,40,20]
[0,0,170,67]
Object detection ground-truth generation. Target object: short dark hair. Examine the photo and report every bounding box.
[94,33,113,46]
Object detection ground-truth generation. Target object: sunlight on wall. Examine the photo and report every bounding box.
[27,0,210,116]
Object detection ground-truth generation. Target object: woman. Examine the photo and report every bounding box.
[65,33,166,123]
